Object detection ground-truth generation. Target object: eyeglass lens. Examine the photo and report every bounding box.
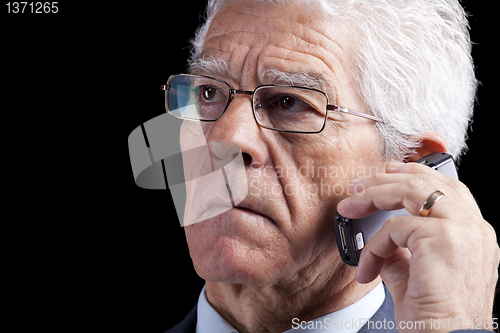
[166,75,327,133]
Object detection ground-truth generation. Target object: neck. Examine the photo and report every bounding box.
[205,260,382,333]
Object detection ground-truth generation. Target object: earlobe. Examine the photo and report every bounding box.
[405,132,450,162]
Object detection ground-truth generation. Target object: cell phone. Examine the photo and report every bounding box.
[334,152,458,266]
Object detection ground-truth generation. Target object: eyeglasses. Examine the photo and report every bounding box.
[160,74,383,134]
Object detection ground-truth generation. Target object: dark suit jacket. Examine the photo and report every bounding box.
[165,285,490,333]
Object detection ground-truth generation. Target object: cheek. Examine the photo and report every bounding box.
[285,126,384,208]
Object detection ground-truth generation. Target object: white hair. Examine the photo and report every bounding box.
[188,0,477,162]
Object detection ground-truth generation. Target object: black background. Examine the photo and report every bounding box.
[1,1,497,332]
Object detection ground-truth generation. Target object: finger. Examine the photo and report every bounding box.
[339,180,446,218]
[386,162,480,212]
[355,216,437,283]
[387,161,453,181]
[340,161,481,222]
[348,172,411,194]
[387,162,480,215]
[350,161,456,191]
[355,244,411,284]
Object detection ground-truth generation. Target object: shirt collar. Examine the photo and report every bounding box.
[196,282,385,333]
[196,285,236,333]
[284,282,385,333]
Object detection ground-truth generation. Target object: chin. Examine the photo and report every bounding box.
[185,216,292,286]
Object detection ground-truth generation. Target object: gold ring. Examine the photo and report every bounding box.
[419,190,445,217]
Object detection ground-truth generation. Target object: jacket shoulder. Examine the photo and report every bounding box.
[165,306,197,333]
[359,286,493,333]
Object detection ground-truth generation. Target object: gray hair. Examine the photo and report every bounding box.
[189,0,477,162]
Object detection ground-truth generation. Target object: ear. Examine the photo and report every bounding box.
[405,132,451,162]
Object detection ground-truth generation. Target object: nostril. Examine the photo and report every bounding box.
[242,152,252,167]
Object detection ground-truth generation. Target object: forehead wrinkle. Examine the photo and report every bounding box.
[257,52,341,101]
[211,1,344,52]
[261,68,329,92]
[204,15,345,64]
[207,29,335,62]
[201,24,346,66]
[194,21,347,100]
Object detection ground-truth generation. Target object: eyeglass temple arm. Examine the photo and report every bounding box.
[327,105,383,123]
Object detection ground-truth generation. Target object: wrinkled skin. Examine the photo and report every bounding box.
[182,2,499,333]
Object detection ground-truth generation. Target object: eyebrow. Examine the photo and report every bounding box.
[189,55,232,80]
[261,68,330,92]
[189,55,332,93]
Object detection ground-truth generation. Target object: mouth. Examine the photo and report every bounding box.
[198,204,234,222]
[195,202,276,229]
[234,202,276,225]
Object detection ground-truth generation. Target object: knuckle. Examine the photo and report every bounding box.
[480,222,500,269]
[433,220,471,255]
[405,177,427,189]
[416,172,434,182]
[447,177,468,193]
[494,246,500,265]
[494,244,500,264]
[436,221,458,245]
[385,215,403,227]
[482,222,498,247]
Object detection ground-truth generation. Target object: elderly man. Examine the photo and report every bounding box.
[163,0,499,332]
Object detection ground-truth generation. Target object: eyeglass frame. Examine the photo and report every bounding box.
[160,73,384,134]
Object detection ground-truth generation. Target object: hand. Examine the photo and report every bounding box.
[337,161,500,332]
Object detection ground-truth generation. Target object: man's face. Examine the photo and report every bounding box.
[184,0,386,287]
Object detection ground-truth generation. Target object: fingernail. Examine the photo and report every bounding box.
[348,178,365,195]
[386,161,405,172]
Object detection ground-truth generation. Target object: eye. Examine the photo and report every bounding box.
[270,94,313,112]
[199,85,227,105]
[280,96,295,109]
[201,86,217,101]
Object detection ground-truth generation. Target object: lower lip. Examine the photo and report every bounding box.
[236,207,259,216]
[198,206,275,226]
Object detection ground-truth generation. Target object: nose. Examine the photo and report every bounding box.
[205,95,269,169]
[209,141,241,168]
